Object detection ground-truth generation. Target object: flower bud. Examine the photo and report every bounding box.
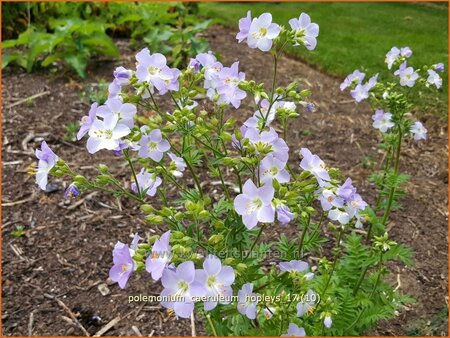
[224,257,237,265]
[144,214,164,224]
[140,204,155,213]
[98,164,109,174]
[172,231,185,240]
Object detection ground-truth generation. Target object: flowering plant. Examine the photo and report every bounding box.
[34,11,443,336]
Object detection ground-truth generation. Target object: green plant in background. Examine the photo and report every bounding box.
[64,121,81,143]
[2,2,211,77]
[142,3,211,67]
[2,18,118,78]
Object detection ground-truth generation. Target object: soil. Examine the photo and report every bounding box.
[2,25,448,336]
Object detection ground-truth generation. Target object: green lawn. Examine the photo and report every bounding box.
[199,2,448,118]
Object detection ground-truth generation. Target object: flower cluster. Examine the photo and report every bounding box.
[32,9,439,337]
[237,11,319,52]
[340,46,444,142]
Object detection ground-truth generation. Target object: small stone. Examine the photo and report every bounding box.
[97,283,110,296]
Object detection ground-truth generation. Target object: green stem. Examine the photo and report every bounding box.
[297,214,311,256]
[124,149,140,197]
[345,252,384,334]
[243,224,266,261]
[321,226,345,299]
[381,126,402,226]
[206,314,218,337]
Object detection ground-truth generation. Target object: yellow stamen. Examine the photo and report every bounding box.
[26,163,38,176]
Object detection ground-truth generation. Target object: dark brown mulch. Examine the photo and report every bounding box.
[2,26,448,336]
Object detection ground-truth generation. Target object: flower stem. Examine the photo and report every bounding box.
[320,226,345,301]
[206,313,218,337]
[124,149,140,197]
[297,214,311,256]
[381,126,402,226]
[244,223,266,261]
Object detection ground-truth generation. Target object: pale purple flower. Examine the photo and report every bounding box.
[138,129,170,162]
[216,86,247,109]
[216,61,247,108]
[195,255,235,311]
[385,47,401,69]
[324,316,333,329]
[160,261,206,318]
[131,168,162,197]
[276,204,294,225]
[411,121,427,141]
[96,98,136,128]
[135,48,176,94]
[279,260,308,273]
[158,68,181,95]
[35,141,58,190]
[112,140,129,156]
[337,178,357,202]
[340,70,365,91]
[168,152,187,178]
[113,66,132,86]
[289,13,319,50]
[234,179,275,229]
[236,10,252,43]
[282,323,306,337]
[328,208,350,224]
[372,109,395,133]
[299,148,330,187]
[64,183,80,199]
[109,241,135,289]
[297,289,317,317]
[318,189,344,211]
[350,73,378,102]
[246,127,289,162]
[86,114,131,154]
[247,13,281,52]
[237,283,258,319]
[385,46,412,69]
[433,63,444,73]
[346,193,368,218]
[305,102,315,113]
[77,103,98,140]
[394,62,419,87]
[427,69,442,89]
[108,80,122,100]
[146,230,171,281]
[196,51,222,83]
[259,154,290,184]
[188,58,201,72]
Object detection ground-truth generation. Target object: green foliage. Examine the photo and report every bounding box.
[2,18,118,78]
[64,121,80,142]
[2,2,210,76]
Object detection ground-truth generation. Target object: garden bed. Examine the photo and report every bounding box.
[1,25,448,336]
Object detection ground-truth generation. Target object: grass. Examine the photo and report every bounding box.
[199,2,448,118]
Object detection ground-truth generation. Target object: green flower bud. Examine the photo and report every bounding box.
[224,257,237,265]
[98,164,109,174]
[172,231,185,240]
[144,214,164,224]
[140,204,155,213]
